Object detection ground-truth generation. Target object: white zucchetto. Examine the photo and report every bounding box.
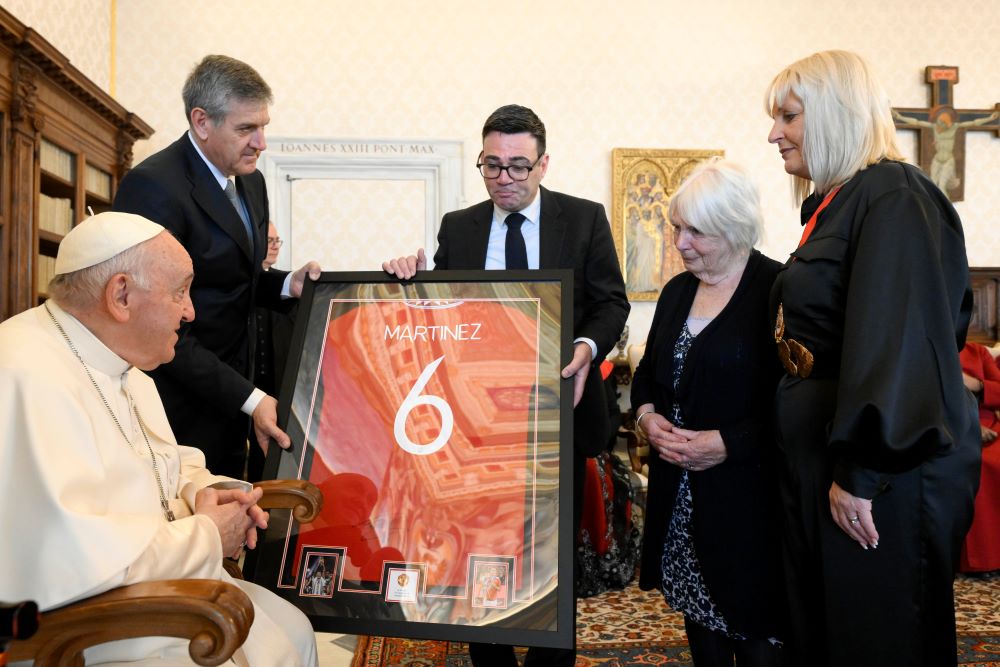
[54,212,165,275]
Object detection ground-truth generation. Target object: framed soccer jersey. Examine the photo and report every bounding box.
[247,270,574,649]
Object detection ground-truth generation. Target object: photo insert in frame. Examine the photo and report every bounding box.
[385,567,421,603]
[299,551,339,599]
[471,560,511,609]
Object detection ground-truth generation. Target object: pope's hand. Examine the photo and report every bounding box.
[196,486,264,558]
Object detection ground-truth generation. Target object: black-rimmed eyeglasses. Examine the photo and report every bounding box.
[476,155,544,181]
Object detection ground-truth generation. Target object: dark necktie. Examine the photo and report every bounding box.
[224,179,254,247]
[505,212,528,270]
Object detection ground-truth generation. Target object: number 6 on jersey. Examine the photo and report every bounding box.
[394,356,454,455]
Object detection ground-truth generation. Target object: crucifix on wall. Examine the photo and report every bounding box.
[892,65,999,202]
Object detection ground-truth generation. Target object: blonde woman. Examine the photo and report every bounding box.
[765,50,980,667]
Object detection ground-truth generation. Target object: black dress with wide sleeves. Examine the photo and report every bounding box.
[771,160,981,667]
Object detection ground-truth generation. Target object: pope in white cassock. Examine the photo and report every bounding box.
[0,212,317,666]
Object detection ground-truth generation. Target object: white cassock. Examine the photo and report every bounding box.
[0,302,317,667]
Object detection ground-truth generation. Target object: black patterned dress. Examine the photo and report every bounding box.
[660,319,742,638]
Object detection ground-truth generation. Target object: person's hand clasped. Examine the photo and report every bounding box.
[637,406,726,472]
[829,481,879,550]
[640,411,687,459]
[196,485,268,559]
[289,261,322,298]
[252,395,291,456]
[382,248,426,279]
[657,426,727,472]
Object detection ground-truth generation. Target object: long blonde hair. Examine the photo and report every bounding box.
[765,50,904,203]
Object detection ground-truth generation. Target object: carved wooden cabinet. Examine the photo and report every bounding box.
[0,7,152,321]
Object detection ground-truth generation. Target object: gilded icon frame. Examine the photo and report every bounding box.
[611,148,724,301]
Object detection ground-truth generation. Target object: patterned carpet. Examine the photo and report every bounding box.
[352,573,1000,666]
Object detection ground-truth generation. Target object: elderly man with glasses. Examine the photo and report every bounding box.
[384,103,629,667]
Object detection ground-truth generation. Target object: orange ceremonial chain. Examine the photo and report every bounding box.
[797,186,842,248]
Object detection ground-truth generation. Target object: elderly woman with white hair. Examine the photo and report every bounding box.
[766,50,980,666]
[631,159,786,666]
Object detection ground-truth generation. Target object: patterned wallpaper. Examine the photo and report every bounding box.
[11,1,999,343]
[4,0,111,91]
[288,178,426,271]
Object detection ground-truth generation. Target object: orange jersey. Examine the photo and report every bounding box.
[295,298,545,590]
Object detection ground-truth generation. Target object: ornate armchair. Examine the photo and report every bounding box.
[7,479,322,666]
[7,580,253,667]
[223,479,323,580]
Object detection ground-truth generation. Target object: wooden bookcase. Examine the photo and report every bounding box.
[0,7,153,321]
[969,268,1000,344]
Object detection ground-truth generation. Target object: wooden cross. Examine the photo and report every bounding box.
[892,65,999,202]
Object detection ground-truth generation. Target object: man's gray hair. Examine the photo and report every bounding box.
[183,54,272,125]
[49,241,154,309]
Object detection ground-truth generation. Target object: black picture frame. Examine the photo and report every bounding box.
[245,270,575,649]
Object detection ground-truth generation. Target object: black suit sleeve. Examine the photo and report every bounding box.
[576,203,629,360]
[830,188,975,496]
[432,214,452,270]
[248,173,290,311]
[114,172,258,415]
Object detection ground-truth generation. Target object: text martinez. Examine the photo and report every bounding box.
[385,323,483,342]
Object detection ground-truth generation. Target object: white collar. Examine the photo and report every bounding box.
[45,300,131,378]
[492,189,542,227]
[187,131,230,190]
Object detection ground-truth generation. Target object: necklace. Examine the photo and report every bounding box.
[44,303,176,522]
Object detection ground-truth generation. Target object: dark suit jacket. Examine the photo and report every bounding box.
[440,186,627,664]
[433,186,629,460]
[113,133,288,475]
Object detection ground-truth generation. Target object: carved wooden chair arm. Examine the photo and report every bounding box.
[224,480,323,581]
[254,479,323,523]
[8,579,253,667]
[619,426,643,474]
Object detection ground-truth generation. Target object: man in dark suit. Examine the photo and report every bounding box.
[114,55,319,478]
[384,104,629,667]
[248,222,296,482]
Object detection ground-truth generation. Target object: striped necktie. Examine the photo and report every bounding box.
[224,179,254,246]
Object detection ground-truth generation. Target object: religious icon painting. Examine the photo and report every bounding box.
[890,65,1000,203]
[611,148,724,301]
[299,550,339,599]
[245,270,574,650]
